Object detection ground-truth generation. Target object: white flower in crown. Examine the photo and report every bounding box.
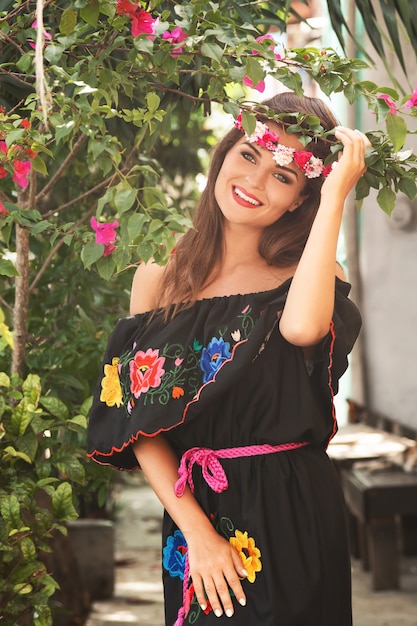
[246,120,270,143]
[303,156,325,179]
[272,144,295,166]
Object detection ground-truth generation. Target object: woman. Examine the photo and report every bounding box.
[88,92,367,625]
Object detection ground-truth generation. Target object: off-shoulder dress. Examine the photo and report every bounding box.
[88,277,361,626]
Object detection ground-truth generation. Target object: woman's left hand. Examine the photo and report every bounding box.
[321,126,371,198]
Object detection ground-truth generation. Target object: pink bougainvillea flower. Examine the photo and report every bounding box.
[405,88,417,109]
[24,148,38,159]
[243,76,265,93]
[90,216,119,245]
[0,141,7,156]
[103,243,116,257]
[20,119,31,129]
[29,19,53,49]
[162,26,187,56]
[0,202,8,217]
[377,93,397,114]
[131,9,158,38]
[115,0,138,17]
[0,167,7,180]
[12,160,31,189]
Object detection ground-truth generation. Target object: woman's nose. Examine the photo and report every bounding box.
[245,166,267,189]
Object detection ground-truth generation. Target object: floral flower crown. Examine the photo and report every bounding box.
[234,112,332,179]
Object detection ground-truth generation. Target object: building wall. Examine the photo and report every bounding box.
[358,42,417,430]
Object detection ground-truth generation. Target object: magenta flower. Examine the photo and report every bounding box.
[405,89,417,109]
[12,160,31,189]
[0,141,7,156]
[131,9,157,38]
[243,76,265,93]
[29,19,52,49]
[162,26,187,56]
[0,202,8,217]
[0,167,7,180]
[377,93,397,115]
[90,216,119,246]
[115,0,137,17]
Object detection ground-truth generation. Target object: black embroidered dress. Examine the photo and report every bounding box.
[88,277,361,626]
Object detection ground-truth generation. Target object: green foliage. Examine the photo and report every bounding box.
[0,371,83,625]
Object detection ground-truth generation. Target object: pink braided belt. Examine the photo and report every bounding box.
[174,440,309,497]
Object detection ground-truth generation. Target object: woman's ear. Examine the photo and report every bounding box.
[288,192,309,213]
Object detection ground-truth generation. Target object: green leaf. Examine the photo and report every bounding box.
[20,536,37,560]
[377,186,397,215]
[0,259,20,277]
[81,240,104,268]
[0,494,21,528]
[59,7,77,36]
[114,185,137,214]
[127,213,148,241]
[386,113,407,152]
[40,396,69,420]
[96,254,116,280]
[30,155,48,176]
[0,372,11,388]
[3,445,32,464]
[80,0,100,26]
[51,482,78,521]
[201,41,224,63]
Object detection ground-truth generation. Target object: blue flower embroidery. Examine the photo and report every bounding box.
[163,529,188,580]
[200,336,232,383]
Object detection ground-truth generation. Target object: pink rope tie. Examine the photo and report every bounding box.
[174,441,309,497]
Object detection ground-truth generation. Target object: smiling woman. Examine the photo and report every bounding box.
[88,92,367,626]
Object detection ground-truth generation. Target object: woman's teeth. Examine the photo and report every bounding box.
[234,187,261,206]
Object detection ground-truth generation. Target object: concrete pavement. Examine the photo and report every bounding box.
[86,474,417,626]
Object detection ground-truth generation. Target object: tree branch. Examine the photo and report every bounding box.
[35,134,88,204]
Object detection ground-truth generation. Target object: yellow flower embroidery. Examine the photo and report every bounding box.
[229,530,262,583]
[100,357,123,407]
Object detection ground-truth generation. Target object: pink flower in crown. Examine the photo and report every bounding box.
[12,160,31,188]
[0,167,7,180]
[293,152,325,179]
[377,93,397,115]
[243,76,265,93]
[162,26,187,56]
[131,9,158,38]
[405,89,417,109]
[90,216,119,245]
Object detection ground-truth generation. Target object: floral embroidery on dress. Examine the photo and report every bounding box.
[162,516,262,623]
[163,529,188,580]
[100,357,123,407]
[229,529,262,583]
[129,347,166,398]
[99,305,257,416]
[200,336,232,383]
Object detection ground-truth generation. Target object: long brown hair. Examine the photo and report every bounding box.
[156,92,338,316]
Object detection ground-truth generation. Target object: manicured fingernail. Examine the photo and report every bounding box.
[241,569,248,577]
[200,603,207,611]
[226,609,233,617]
[215,609,222,617]
[239,598,246,606]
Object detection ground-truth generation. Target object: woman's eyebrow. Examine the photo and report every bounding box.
[243,141,299,179]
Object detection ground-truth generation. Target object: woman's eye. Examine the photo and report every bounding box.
[241,151,256,163]
[274,171,290,184]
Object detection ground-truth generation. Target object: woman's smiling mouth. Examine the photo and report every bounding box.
[233,185,262,207]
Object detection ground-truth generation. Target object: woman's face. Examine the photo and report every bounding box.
[214,125,308,232]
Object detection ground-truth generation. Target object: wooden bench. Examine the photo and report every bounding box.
[341,464,417,590]
[327,401,417,590]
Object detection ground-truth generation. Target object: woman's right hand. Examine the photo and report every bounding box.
[186,526,247,618]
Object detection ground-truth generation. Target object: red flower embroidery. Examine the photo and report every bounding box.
[129,348,166,398]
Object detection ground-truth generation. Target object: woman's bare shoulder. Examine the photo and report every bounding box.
[129,261,166,315]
